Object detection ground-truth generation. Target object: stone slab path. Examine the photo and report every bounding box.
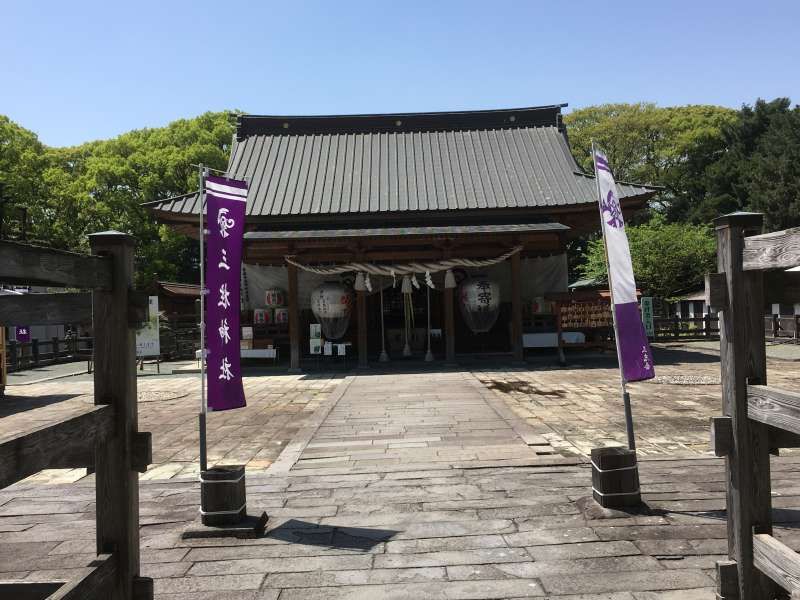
[6,453,800,598]
[289,372,560,473]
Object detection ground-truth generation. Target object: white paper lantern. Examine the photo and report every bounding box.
[310,282,353,340]
[458,277,500,333]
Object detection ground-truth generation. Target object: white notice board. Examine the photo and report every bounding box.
[136,296,160,357]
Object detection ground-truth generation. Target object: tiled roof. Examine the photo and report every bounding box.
[144,106,658,220]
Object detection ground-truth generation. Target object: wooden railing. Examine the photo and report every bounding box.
[0,235,153,600]
[6,336,93,372]
[764,314,800,341]
[707,218,800,599]
[653,315,719,340]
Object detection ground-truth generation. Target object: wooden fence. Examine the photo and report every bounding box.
[764,314,800,342]
[652,315,719,340]
[0,235,153,600]
[6,336,93,372]
[708,217,800,599]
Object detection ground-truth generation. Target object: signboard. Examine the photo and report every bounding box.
[15,326,31,343]
[135,296,160,357]
[640,296,655,338]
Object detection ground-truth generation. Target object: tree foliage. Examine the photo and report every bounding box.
[0,112,236,287]
[579,216,717,299]
[565,102,736,186]
[672,98,800,230]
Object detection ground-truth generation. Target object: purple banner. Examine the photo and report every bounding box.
[205,174,247,411]
[614,302,655,382]
[15,326,31,343]
[593,147,655,382]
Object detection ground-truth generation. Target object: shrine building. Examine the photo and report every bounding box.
[145,105,657,370]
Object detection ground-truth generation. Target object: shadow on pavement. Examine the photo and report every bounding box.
[266,519,398,550]
[0,393,85,418]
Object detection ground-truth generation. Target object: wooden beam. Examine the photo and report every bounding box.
[357,289,367,368]
[49,553,117,600]
[510,252,523,362]
[710,416,733,457]
[132,432,152,474]
[744,226,800,271]
[0,405,113,489]
[287,261,301,372]
[749,385,800,437]
[716,559,739,600]
[0,293,92,326]
[0,240,112,289]
[705,272,728,309]
[127,291,150,326]
[768,425,800,449]
[0,581,62,599]
[764,271,800,304]
[753,534,800,595]
[89,231,141,600]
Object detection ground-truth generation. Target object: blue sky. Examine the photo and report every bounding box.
[3,0,798,147]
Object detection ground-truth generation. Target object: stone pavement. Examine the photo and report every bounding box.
[1,372,343,483]
[6,452,800,598]
[3,346,800,597]
[287,372,559,474]
[475,344,800,457]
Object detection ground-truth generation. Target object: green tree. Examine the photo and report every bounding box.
[667,98,800,230]
[37,111,236,286]
[578,216,716,299]
[565,102,736,186]
[0,116,48,237]
[744,104,800,230]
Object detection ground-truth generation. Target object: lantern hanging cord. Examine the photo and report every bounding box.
[285,245,523,276]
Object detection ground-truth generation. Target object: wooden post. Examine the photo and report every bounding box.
[443,287,456,365]
[555,301,566,365]
[715,212,775,600]
[510,252,524,363]
[357,289,368,368]
[287,262,301,373]
[8,340,17,371]
[0,326,5,396]
[89,231,140,600]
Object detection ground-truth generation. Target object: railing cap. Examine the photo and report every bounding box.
[88,230,135,247]
[714,211,764,231]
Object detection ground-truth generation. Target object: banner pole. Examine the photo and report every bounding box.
[198,164,208,472]
[591,142,636,451]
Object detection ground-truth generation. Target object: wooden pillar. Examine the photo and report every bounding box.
[357,289,368,368]
[714,212,774,600]
[287,262,301,373]
[510,251,523,363]
[443,287,456,365]
[0,326,5,397]
[89,231,140,600]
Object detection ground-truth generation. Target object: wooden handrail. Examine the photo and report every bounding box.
[743,226,800,271]
[48,553,116,600]
[0,293,92,326]
[753,534,800,595]
[0,233,152,599]
[748,385,800,437]
[0,240,112,289]
[0,405,113,489]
